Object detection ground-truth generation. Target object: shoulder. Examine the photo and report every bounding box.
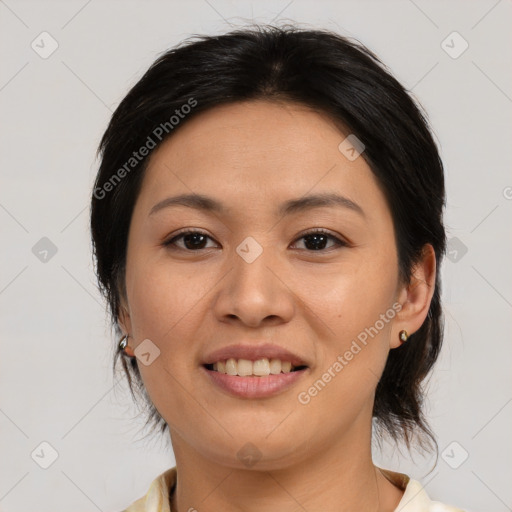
[378,467,466,512]
[401,478,466,511]
[121,467,177,512]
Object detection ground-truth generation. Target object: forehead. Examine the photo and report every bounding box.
[149,100,347,172]
[136,100,389,223]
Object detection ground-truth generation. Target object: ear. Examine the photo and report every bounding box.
[391,243,437,349]
[117,298,136,357]
[117,292,133,339]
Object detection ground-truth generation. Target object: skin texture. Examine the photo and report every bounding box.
[119,100,436,512]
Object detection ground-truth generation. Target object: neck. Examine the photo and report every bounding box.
[168,418,404,512]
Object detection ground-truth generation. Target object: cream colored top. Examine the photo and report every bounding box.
[122,466,465,511]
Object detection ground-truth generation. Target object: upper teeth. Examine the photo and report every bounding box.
[213,358,296,376]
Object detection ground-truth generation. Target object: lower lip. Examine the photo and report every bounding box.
[201,365,308,399]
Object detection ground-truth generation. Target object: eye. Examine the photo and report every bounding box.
[291,228,348,251]
[163,230,218,251]
[163,228,348,252]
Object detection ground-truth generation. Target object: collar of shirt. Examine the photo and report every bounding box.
[122,466,465,512]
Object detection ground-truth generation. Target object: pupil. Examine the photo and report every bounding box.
[184,233,206,249]
[305,234,327,251]
[182,233,328,250]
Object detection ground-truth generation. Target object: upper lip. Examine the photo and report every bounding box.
[202,343,309,367]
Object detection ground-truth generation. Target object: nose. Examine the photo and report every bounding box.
[212,242,295,328]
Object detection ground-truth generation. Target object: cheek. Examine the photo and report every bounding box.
[124,257,206,387]
[295,274,396,431]
[126,255,208,336]
[125,260,205,427]
[301,254,398,341]
[297,251,398,398]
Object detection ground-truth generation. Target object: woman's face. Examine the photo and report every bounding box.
[120,100,411,468]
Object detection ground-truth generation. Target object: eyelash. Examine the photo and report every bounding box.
[162,228,348,252]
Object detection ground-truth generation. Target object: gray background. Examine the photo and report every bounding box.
[0,1,511,511]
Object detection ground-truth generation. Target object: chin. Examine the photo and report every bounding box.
[198,434,309,471]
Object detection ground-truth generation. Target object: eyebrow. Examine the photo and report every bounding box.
[149,192,365,218]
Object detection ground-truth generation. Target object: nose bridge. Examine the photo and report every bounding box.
[232,235,276,298]
[214,235,293,326]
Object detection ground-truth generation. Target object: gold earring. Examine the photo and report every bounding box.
[399,330,409,344]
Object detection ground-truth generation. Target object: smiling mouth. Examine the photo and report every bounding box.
[203,358,308,377]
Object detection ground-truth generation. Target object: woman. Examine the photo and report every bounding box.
[90,25,465,512]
